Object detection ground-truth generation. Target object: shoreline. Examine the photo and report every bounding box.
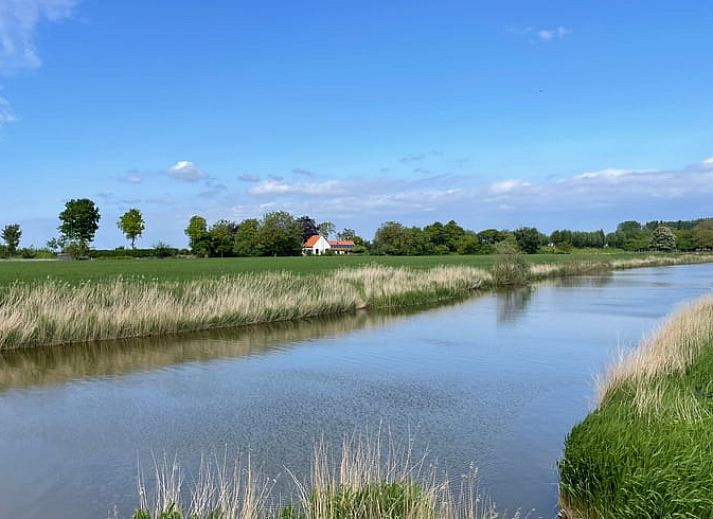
[558,291,713,518]
[2,254,713,351]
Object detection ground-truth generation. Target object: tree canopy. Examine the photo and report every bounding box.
[117,208,145,249]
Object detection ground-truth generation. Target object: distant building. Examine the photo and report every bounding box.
[302,235,356,255]
[302,235,331,255]
[327,240,356,255]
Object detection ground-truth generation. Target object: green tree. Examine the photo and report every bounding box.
[337,228,365,246]
[256,211,303,256]
[513,227,543,254]
[117,208,145,249]
[184,215,210,256]
[650,225,677,251]
[692,219,713,250]
[58,198,101,256]
[233,218,261,256]
[318,221,335,239]
[209,219,239,257]
[456,231,480,255]
[1,224,21,253]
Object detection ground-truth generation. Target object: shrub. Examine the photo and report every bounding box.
[492,241,529,286]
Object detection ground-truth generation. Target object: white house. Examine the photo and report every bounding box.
[302,234,331,255]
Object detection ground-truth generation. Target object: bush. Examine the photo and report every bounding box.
[492,241,530,286]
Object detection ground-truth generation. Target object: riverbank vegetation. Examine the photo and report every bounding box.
[558,294,713,518]
[128,434,502,519]
[2,254,713,350]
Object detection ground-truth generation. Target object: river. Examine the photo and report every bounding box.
[1,264,711,518]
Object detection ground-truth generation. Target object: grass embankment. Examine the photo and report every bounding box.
[2,254,713,350]
[129,435,501,519]
[559,294,713,518]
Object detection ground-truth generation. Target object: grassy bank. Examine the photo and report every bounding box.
[127,434,501,519]
[558,294,713,518]
[2,255,713,350]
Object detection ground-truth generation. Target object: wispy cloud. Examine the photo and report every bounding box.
[0,0,78,127]
[164,160,207,182]
[237,174,260,182]
[508,25,572,43]
[249,179,347,196]
[119,169,142,184]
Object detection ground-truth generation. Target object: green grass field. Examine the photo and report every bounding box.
[0,250,640,285]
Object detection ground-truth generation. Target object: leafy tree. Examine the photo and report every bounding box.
[693,219,713,250]
[234,218,261,256]
[477,229,509,253]
[257,211,303,256]
[492,240,530,286]
[184,215,210,256]
[318,221,335,239]
[513,227,543,254]
[650,225,677,251]
[209,219,239,257]
[58,198,101,254]
[337,228,365,246]
[456,231,480,255]
[1,224,21,253]
[372,221,433,255]
[117,208,145,249]
[297,216,319,242]
[674,229,695,251]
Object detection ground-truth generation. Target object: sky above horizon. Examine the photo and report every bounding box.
[1,0,712,248]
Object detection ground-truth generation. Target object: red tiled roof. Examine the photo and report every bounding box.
[303,235,321,247]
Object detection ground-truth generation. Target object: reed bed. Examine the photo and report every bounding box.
[559,293,713,518]
[129,433,505,519]
[3,255,713,350]
[0,265,491,350]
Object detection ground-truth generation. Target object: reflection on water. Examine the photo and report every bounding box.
[0,265,712,519]
[496,287,534,325]
[0,311,409,392]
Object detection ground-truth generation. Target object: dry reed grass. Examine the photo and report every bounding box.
[0,265,491,350]
[4,255,713,351]
[133,433,506,519]
[595,293,713,420]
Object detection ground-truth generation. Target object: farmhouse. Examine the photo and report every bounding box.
[302,235,356,255]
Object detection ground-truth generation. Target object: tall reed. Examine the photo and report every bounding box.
[130,433,505,519]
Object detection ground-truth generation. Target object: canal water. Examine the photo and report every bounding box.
[1,264,712,518]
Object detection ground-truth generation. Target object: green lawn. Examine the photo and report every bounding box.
[0,250,647,285]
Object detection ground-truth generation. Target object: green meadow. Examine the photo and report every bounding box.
[0,250,656,285]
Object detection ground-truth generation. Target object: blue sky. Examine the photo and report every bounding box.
[1,0,712,248]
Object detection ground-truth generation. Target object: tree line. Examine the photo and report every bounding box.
[2,197,713,258]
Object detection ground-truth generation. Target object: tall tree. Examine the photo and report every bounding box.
[117,208,145,249]
[1,224,21,253]
[257,211,303,256]
[513,227,543,254]
[297,216,319,242]
[233,218,261,256]
[58,199,101,251]
[650,225,677,251]
[184,215,210,256]
[318,221,335,239]
[209,219,239,257]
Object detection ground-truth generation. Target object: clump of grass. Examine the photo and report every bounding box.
[129,434,505,519]
[558,294,713,518]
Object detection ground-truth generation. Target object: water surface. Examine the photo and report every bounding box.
[1,264,711,518]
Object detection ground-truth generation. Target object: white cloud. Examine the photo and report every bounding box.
[249,179,346,196]
[537,26,571,41]
[508,25,572,43]
[487,179,530,194]
[0,0,77,71]
[0,0,77,128]
[165,160,207,182]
